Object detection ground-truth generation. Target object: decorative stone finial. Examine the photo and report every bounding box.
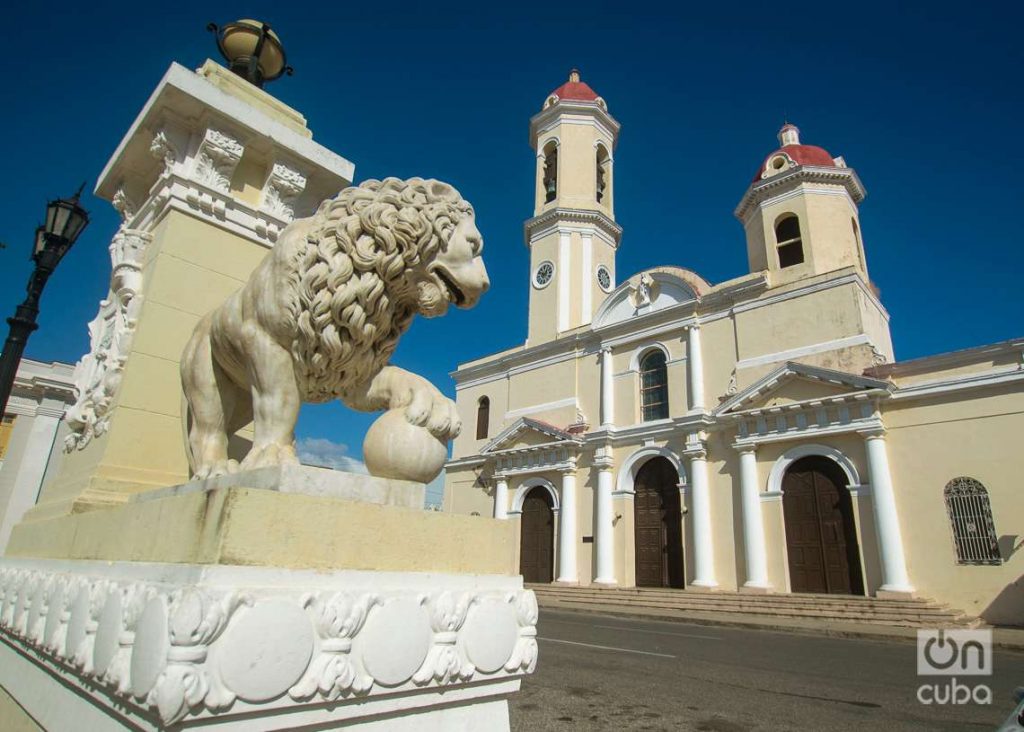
[778,123,801,147]
[569,68,581,83]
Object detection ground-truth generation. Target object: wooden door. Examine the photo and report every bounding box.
[782,456,864,595]
[520,487,554,583]
[634,458,684,588]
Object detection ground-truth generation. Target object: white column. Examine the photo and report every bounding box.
[687,324,706,413]
[862,430,914,594]
[687,444,717,588]
[737,446,769,590]
[0,410,61,551]
[556,469,578,583]
[600,347,614,429]
[593,462,616,585]
[493,477,508,520]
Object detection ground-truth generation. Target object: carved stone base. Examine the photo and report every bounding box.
[0,558,536,730]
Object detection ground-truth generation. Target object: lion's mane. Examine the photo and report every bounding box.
[283,177,473,401]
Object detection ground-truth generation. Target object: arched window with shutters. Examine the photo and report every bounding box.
[542,141,558,203]
[596,144,611,205]
[944,477,1002,565]
[775,214,804,268]
[639,349,669,422]
[476,396,490,440]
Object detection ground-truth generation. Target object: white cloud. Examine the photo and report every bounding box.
[424,472,446,510]
[295,437,368,474]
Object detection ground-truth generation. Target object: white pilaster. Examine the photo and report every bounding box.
[0,409,61,551]
[581,233,593,325]
[686,442,716,588]
[593,461,616,585]
[493,477,509,520]
[556,469,578,583]
[737,446,769,590]
[862,429,914,594]
[600,347,614,428]
[557,230,571,332]
[687,324,706,413]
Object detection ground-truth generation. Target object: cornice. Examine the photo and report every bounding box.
[734,166,866,221]
[528,100,620,149]
[523,207,622,247]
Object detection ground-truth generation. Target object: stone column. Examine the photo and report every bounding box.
[687,324,706,413]
[737,446,769,590]
[493,477,508,520]
[0,407,62,550]
[556,469,578,583]
[862,429,914,594]
[600,347,614,429]
[593,461,616,585]
[686,442,716,588]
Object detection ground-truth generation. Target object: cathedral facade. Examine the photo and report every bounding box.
[443,72,1023,624]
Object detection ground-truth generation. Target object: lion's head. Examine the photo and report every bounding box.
[287,177,489,399]
[306,177,488,317]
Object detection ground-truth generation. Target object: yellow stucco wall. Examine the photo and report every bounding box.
[30,210,268,520]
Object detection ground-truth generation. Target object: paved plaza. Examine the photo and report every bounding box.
[511,609,1024,731]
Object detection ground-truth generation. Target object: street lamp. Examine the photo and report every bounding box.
[0,185,90,416]
[208,19,292,89]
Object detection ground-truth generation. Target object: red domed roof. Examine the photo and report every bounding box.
[752,124,838,182]
[546,69,600,105]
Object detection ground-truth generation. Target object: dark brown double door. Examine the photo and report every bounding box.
[634,458,685,588]
[782,456,864,595]
[519,487,555,583]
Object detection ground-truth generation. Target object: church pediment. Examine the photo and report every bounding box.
[715,362,891,415]
[593,267,708,329]
[481,417,581,454]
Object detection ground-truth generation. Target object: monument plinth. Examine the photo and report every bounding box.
[1,50,534,731]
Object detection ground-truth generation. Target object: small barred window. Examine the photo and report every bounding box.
[944,477,1002,565]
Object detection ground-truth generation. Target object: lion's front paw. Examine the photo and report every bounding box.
[240,442,299,470]
[403,386,461,441]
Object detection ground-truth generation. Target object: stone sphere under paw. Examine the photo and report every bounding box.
[363,409,448,483]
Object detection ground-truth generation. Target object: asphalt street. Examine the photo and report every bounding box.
[509,609,1024,731]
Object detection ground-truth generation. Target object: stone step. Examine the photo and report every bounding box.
[528,585,977,629]
[528,586,952,611]
[537,598,966,629]
[530,594,954,616]
[538,598,972,629]
[538,595,961,621]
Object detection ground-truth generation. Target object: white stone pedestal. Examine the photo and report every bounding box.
[0,558,536,730]
[133,464,426,509]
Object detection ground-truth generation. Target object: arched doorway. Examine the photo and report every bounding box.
[519,487,555,583]
[634,457,684,588]
[782,455,864,595]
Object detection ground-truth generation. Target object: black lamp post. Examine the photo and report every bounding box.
[208,19,292,88]
[0,186,90,416]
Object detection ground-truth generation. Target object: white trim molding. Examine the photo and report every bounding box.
[767,443,862,495]
[615,445,686,496]
[509,477,560,515]
[0,559,536,729]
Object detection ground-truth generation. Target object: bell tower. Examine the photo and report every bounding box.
[735,123,869,288]
[524,70,621,345]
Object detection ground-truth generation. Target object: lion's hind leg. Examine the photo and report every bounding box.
[181,315,250,479]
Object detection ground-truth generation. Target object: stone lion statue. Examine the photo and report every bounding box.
[181,177,489,479]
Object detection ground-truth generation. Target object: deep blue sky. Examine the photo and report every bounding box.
[2,2,1021,473]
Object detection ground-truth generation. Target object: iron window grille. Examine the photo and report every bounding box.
[944,477,1002,565]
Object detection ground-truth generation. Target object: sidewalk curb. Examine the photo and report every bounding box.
[537,599,1024,651]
